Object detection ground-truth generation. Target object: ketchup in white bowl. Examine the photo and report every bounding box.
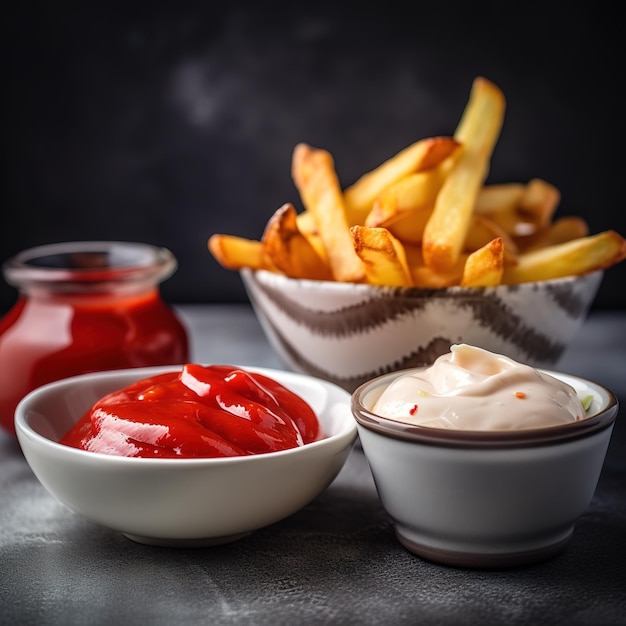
[60,363,323,458]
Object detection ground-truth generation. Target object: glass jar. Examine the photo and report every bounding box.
[0,241,190,437]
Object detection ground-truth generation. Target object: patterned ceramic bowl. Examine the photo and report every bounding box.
[240,268,604,393]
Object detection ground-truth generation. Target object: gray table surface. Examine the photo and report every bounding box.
[1,305,625,626]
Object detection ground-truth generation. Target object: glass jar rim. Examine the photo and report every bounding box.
[2,241,177,290]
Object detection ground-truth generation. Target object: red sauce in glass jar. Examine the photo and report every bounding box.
[59,363,323,458]
[0,241,189,437]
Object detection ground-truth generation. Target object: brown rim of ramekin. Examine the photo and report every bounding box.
[351,369,619,450]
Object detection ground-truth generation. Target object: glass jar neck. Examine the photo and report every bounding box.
[3,241,177,298]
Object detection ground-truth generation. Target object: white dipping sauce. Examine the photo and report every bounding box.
[372,344,586,430]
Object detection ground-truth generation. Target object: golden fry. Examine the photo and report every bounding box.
[261,203,333,280]
[344,136,460,225]
[363,160,453,238]
[404,244,466,288]
[378,206,433,246]
[502,230,626,284]
[461,237,505,287]
[517,216,589,252]
[208,234,274,271]
[422,77,506,272]
[365,171,439,229]
[410,266,465,288]
[517,178,561,230]
[476,179,560,237]
[464,214,519,265]
[475,183,525,214]
[291,143,365,283]
[294,210,327,261]
[350,226,413,287]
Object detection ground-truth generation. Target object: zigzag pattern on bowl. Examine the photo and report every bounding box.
[241,269,603,392]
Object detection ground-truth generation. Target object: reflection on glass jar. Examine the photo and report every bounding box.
[0,241,190,437]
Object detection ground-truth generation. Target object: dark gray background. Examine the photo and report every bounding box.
[2,2,623,313]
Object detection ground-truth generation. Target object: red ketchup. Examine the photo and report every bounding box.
[0,242,189,437]
[60,364,323,458]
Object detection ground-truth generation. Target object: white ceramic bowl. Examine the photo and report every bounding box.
[15,365,357,547]
[240,268,604,393]
[351,368,619,568]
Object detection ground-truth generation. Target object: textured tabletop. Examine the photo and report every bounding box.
[1,306,625,626]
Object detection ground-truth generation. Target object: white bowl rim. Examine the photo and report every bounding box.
[15,364,358,465]
[351,368,618,449]
[242,267,604,295]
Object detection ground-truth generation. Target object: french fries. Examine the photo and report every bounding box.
[422,76,506,273]
[405,244,466,288]
[518,216,589,252]
[502,231,626,284]
[474,182,525,214]
[350,226,413,287]
[261,203,333,280]
[344,136,460,224]
[208,76,626,290]
[364,165,451,242]
[291,143,365,283]
[461,237,505,287]
[208,234,274,272]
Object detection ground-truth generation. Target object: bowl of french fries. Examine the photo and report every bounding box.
[209,77,626,393]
